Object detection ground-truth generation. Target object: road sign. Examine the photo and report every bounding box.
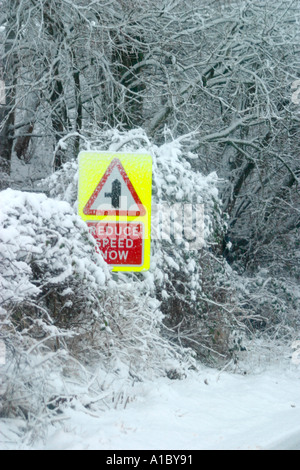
[87,221,144,266]
[78,151,152,272]
[83,158,146,217]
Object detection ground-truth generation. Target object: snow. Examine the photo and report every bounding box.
[1,144,300,451]
[1,358,299,450]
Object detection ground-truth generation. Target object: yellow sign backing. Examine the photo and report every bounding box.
[78,151,152,272]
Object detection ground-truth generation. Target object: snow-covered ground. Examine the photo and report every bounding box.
[1,351,300,451]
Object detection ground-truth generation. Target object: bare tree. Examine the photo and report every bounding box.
[0,1,18,171]
[1,0,299,284]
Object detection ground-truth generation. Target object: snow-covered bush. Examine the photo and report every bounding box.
[229,267,300,353]
[148,136,240,364]
[0,189,108,327]
[0,188,188,432]
[43,160,79,208]
[0,189,107,420]
[43,128,242,366]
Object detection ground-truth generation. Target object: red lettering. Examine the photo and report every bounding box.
[87,222,144,266]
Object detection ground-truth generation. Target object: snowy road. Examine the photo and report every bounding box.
[1,361,299,450]
[267,431,300,450]
[34,363,300,451]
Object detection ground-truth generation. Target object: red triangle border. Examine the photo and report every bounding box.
[83,158,146,217]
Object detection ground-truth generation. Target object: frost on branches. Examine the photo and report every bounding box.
[43,128,243,365]
[0,189,106,423]
[150,138,239,365]
[0,188,187,434]
[0,189,108,320]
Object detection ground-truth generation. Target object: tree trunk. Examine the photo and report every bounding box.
[43,2,69,170]
[110,32,145,128]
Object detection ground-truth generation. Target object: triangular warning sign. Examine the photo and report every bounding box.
[83,158,146,217]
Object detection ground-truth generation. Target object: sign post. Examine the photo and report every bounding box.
[78,152,152,272]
